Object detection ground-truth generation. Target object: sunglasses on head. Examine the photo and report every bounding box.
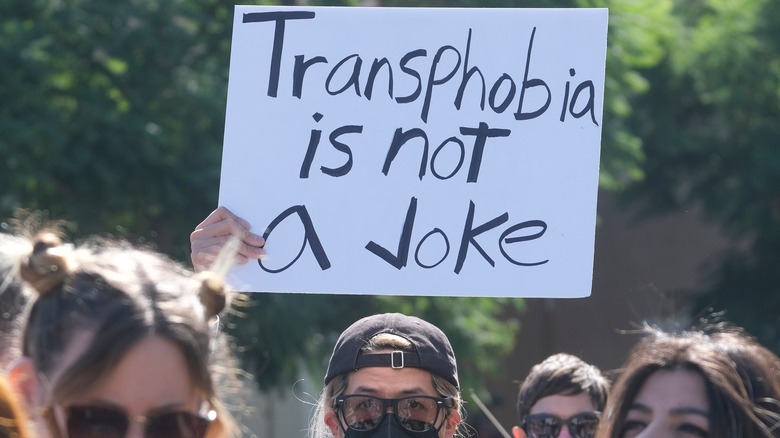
[335,394,453,433]
[521,412,601,438]
[62,404,213,438]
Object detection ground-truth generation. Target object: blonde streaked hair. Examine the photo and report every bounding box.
[3,227,244,438]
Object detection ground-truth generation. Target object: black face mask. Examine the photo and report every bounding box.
[343,414,441,438]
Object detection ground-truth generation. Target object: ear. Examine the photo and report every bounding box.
[9,357,40,410]
[512,425,527,438]
[442,408,461,437]
[324,409,342,438]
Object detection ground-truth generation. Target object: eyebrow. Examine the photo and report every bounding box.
[350,386,431,396]
[629,403,710,418]
[80,399,192,415]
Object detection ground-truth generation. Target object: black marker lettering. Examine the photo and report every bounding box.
[459,122,511,183]
[293,54,327,99]
[365,58,394,101]
[514,27,551,121]
[365,197,417,269]
[382,127,429,180]
[489,73,516,113]
[320,125,362,177]
[499,220,549,266]
[430,137,465,180]
[326,54,363,96]
[299,112,324,178]
[414,228,450,269]
[242,11,316,98]
[570,80,598,126]
[421,45,461,123]
[454,200,508,274]
[260,205,330,273]
[455,29,486,112]
[396,49,427,104]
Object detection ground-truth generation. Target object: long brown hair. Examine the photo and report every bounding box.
[599,326,780,438]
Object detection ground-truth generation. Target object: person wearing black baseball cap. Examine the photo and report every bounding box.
[309,312,466,438]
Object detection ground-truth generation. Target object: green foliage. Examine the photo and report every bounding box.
[0,0,236,255]
[227,293,525,392]
[0,0,677,393]
[586,0,677,190]
[622,0,780,349]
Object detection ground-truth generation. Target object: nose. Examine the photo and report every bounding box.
[558,427,574,438]
[125,421,146,438]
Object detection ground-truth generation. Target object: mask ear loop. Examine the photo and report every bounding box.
[334,401,351,436]
[434,401,452,433]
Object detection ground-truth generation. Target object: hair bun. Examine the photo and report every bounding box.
[198,274,227,320]
[20,232,72,295]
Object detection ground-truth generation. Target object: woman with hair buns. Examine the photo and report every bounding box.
[3,230,241,438]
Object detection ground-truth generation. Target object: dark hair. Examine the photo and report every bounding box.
[5,231,240,437]
[599,326,780,438]
[516,353,609,421]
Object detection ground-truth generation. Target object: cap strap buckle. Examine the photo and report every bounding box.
[390,350,405,369]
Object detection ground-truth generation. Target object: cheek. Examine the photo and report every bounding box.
[442,409,461,437]
[325,409,343,437]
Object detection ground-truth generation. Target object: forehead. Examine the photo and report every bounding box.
[529,393,596,418]
[64,335,200,414]
[345,367,438,398]
[632,368,709,411]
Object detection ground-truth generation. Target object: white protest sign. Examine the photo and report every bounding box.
[219,6,608,297]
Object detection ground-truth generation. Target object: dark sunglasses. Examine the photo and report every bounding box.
[521,412,601,438]
[63,404,213,438]
[335,395,453,433]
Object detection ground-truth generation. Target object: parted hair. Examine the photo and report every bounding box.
[598,325,780,438]
[516,353,609,421]
[3,230,241,438]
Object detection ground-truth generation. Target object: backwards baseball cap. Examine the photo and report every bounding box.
[324,313,459,388]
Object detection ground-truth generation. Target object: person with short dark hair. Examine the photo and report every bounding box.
[513,353,609,438]
[310,312,467,438]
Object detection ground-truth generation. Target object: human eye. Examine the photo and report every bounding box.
[619,420,646,438]
[356,398,378,410]
[343,396,382,430]
[398,398,438,431]
[677,422,709,437]
[405,398,427,411]
[571,416,600,438]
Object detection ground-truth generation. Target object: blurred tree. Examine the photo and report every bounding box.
[0,0,243,255]
[229,294,524,392]
[622,0,780,348]
[0,0,675,392]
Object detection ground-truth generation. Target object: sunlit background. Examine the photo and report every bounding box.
[2,0,779,436]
